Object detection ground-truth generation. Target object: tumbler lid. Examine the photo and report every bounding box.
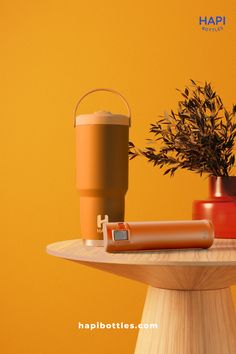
[75,110,130,126]
[74,88,131,127]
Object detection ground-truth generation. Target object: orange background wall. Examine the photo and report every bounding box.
[1,0,236,353]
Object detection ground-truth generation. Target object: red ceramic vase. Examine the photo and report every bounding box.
[192,176,236,239]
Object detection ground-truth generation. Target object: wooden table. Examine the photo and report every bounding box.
[46,239,236,354]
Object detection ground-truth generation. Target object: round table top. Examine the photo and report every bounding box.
[46,238,236,266]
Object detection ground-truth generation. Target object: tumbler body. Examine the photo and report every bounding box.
[76,111,129,245]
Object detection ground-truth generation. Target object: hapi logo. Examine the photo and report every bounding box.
[199,16,226,32]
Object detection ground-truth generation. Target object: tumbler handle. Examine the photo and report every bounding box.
[73,88,131,127]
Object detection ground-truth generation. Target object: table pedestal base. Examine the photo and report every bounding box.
[135,287,236,354]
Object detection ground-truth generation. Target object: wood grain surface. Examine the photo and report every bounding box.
[46,238,236,266]
[135,287,236,354]
[47,239,236,289]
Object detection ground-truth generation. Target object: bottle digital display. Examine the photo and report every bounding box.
[113,230,129,241]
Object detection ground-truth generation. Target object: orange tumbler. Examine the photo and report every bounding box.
[74,89,130,246]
